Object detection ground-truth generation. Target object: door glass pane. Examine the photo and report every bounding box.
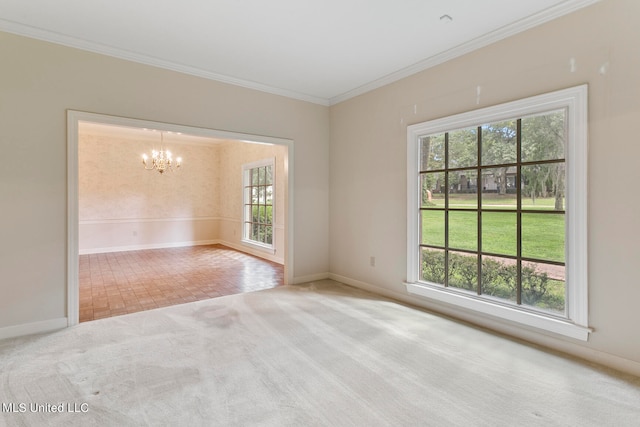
[265,225,273,244]
[264,206,270,224]
[265,165,273,185]
[266,186,273,204]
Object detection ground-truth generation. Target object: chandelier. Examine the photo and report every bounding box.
[141,131,182,174]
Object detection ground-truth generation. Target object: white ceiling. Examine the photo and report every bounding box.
[0,0,598,105]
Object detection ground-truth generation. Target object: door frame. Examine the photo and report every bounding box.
[67,110,294,326]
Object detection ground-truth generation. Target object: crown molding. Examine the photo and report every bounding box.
[328,0,601,105]
[0,19,330,106]
[0,0,599,108]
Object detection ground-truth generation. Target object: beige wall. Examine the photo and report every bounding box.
[0,31,329,332]
[79,132,218,253]
[79,133,219,221]
[78,131,287,263]
[330,0,640,372]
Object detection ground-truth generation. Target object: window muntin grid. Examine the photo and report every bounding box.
[243,164,274,246]
[418,109,566,316]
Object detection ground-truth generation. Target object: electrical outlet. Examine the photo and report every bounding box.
[370,256,375,267]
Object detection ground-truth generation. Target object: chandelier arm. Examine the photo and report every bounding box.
[141,131,182,174]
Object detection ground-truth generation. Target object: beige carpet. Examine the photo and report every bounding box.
[1,280,639,426]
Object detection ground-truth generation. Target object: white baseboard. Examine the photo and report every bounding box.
[79,240,220,255]
[82,239,287,266]
[328,273,640,378]
[293,272,331,285]
[216,240,285,265]
[329,273,410,301]
[0,317,68,341]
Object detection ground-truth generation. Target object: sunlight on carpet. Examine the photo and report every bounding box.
[1,280,639,426]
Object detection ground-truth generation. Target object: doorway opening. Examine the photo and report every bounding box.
[67,111,294,325]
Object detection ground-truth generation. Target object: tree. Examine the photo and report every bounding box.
[420,134,444,171]
[521,111,566,209]
[448,127,478,169]
[420,135,445,204]
[481,120,517,195]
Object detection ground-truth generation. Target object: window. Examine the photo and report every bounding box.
[243,159,275,251]
[406,86,589,340]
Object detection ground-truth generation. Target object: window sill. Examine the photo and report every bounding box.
[241,239,275,255]
[404,281,591,341]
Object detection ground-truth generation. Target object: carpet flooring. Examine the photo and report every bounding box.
[1,280,639,426]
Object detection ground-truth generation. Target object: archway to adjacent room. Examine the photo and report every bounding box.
[67,111,294,325]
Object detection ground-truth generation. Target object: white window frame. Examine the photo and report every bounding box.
[405,85,590,341]
[242,158,276,254]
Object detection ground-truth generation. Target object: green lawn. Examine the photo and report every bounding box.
[421,208,565,262]
[419,195,566,314]
[425,195,562,210]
